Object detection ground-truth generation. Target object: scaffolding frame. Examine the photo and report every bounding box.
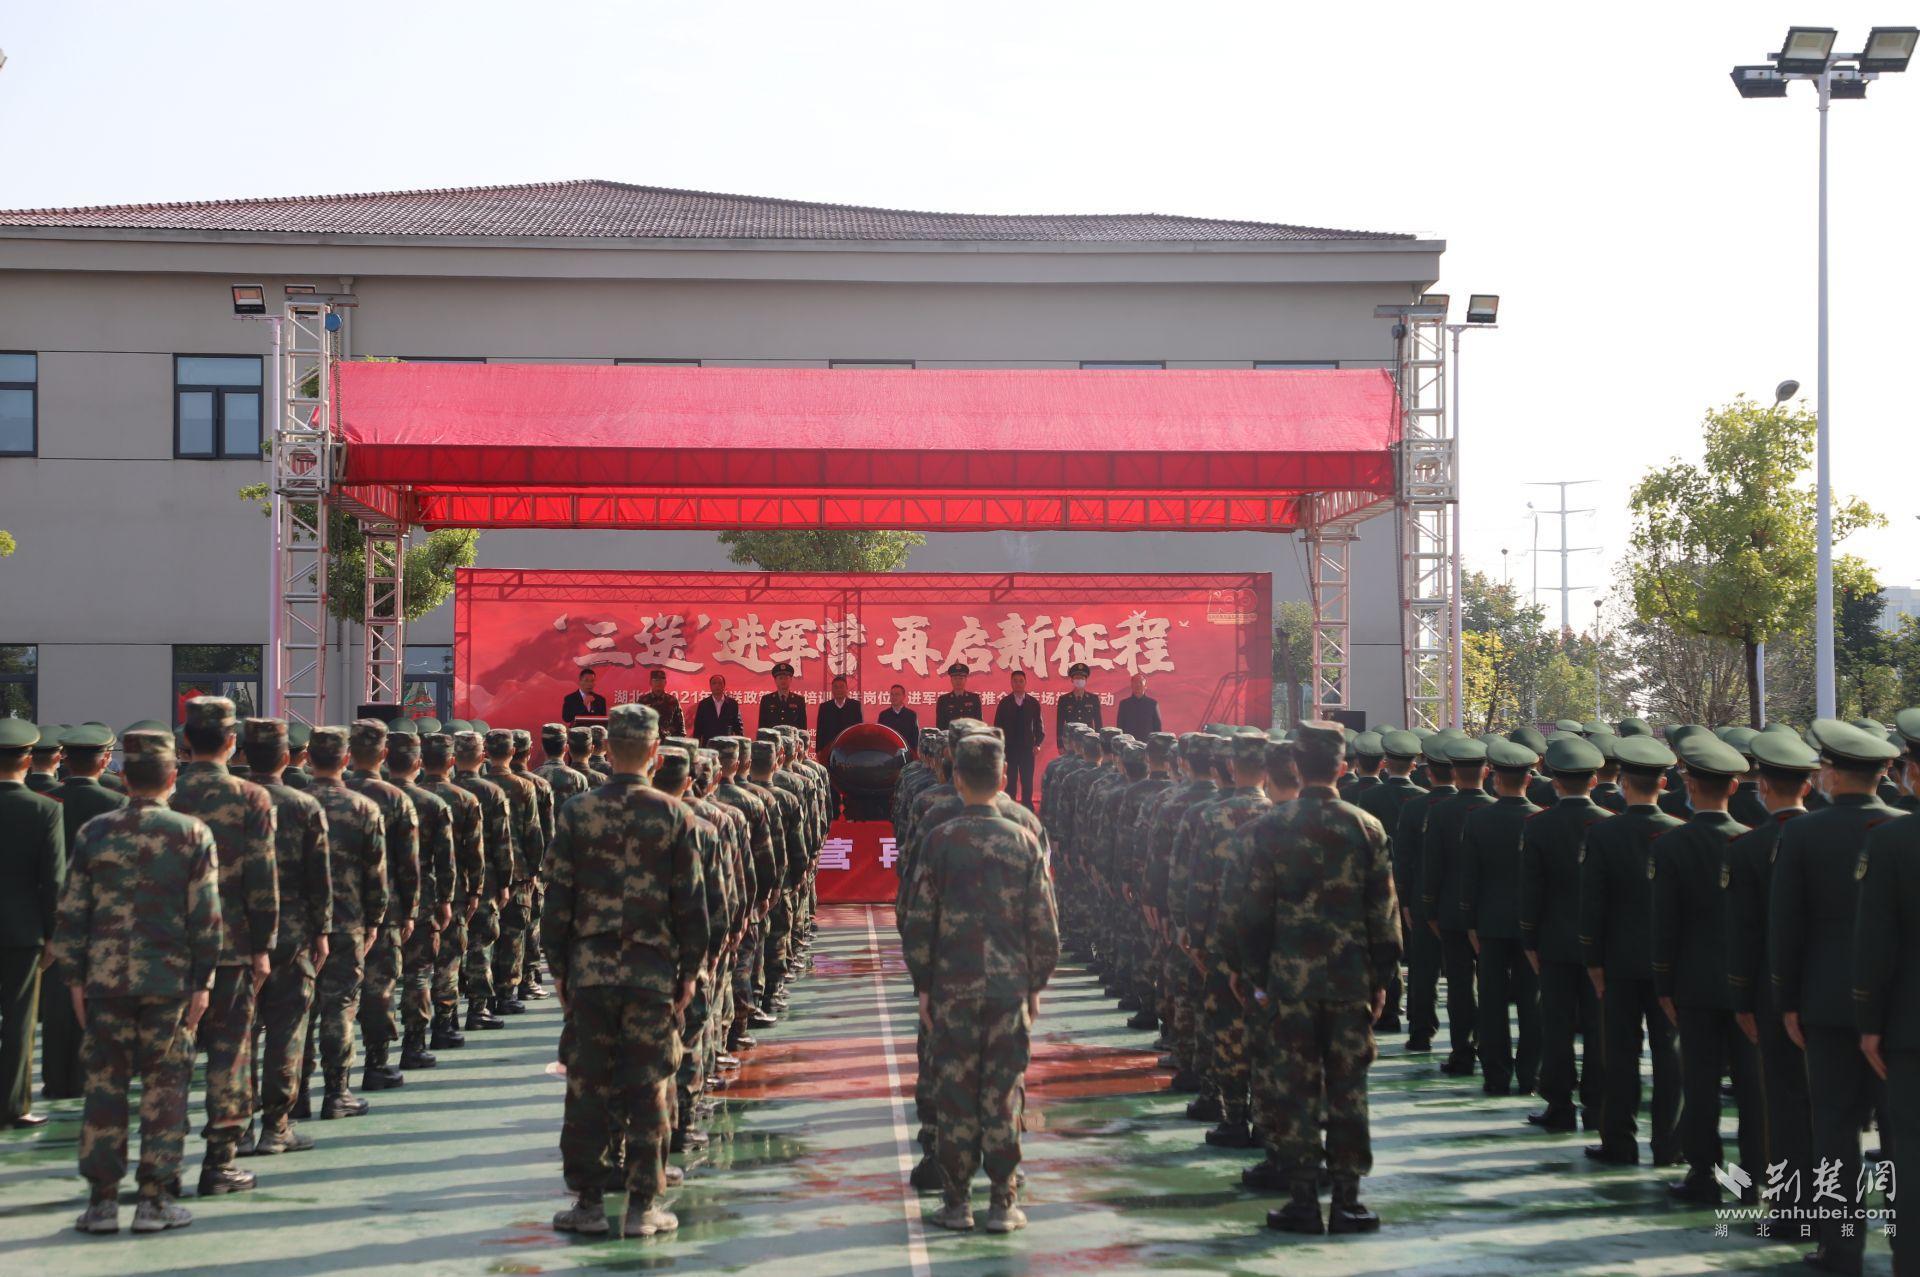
[361,521,407,706]
[269,301,338,727]
[1394,310,1455,731]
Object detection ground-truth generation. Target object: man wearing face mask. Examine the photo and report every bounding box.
[1056,662,1102,753]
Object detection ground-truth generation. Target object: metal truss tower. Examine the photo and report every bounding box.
[269,300,339,727]
[1394,309,1455,731]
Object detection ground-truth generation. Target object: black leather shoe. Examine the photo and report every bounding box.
[1375,1016,1402,1034]
[1170,1069,1204,1093]
[1584,1144,1639,1166]
[1405,1037,1433,1053]
[9,1112,48,1128]
[1482,1079,1512,1096]
[1116,994,1141,1012]
[1439,1054,1475,1076]
[1527,1106,1577,1132]
[1667,1175,1721,1206]
[1801,1248,1863,1275]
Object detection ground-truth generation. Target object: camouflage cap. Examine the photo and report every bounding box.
[750,739,777,768]
[666,735,700,755]
[952,732,1004,773]
[387,731,422,765]
[483,728,515,755]
[1351,730,1385,760]
[1380,729,1423,760]
[1676,733,1749,779]
[1265,737,1298,772]
[453,730,486,761]
[287,723,313,750]
[567,726,592,754]
[609,703,659,742]
[1544,735,1605,774]
[1487,738,1539,771]
[308,726,350,766]
[1615,735,1677,770]
[588,724,608,744]
[60,723,116,749]
[653,745,692,786]
[711,735,742,761]
[122,728,176,766]
[1292,719,1345,766]
[1146,732,1177,761]
[1808,717,1901,765]
[756,727,783,744]
[349,718,389,751]
[184,696,237,732]
[1752,730,1820,772]
[1508,725,1548,755]
[241,717,287,748]
[1230,731,1269,767]
[0,720,40,749]
[919,728,948,756]
[511,728,533,752]
[421,733,455,767]
[541,722,568,748]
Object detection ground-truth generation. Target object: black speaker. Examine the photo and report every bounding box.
[356,702,404,723]
[1326,709,1368,732]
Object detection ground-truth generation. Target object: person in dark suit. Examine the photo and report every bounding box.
[1115,674,1160,739]
[693,673,744,745]
[992,669,1045,808]
[878,684,919,758]
[0,719,65,1128]
[560,668,607,724]
[814,675,864,819]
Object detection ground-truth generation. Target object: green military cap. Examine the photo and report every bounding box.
[470,719,491,735]
[1851,717,1887,734]
[608,703,659,742]
[287,722,313,750]
[953,733,1005,771]
[1444,737,1489,763]
[1545,735,1605,774]
[1230,732,1268,766]
[1593,732,1622,763]
[482,728,514,755]
[1431,727,1467,741]
[771,661,796,677]
[1554,718,1585,734]
[1421,734,1454,764]
[1752,730,1820,772]
[944,662,972,677]
[1380,729,1422,759]
[510,728,534,751]
[1894,708,1920,748]
[1203,722,1232,737]
[241,718,286,748]
[308,726,350,765]
[541,722,567,747]
[1351,730,1386,760]
[1615,736,1677,770]
[452,729,486,760]
[1292,719,1346,765]
[387,717,420,736]
[122,728,175,765]
[1616,717,1652,737]
[1808,717,1901,765]
[415,716,443,736]
[1411,726,1436,740]
[653,745,692,784]
[1758,721,1800,738]
[444,719,472,735]
[1716,725,1759,758]
[184,696,237,732]
[1067,662,1092,678]
[1508,725,1547,755]
[61,723,115,749]
[750,739,777,768]
[1665,723,1705,746]
[0,719,40,749]
[1476,732,1505,751]
[1676,733,1748,779]
[421,732,455,766]
[1581,719,1611,737]
[1546,730,1582,743]
[30,726,62,753]
[1487,738,1538,770]
[1372,723,1403,735]
[387,731,422,763]
[350,719,390,750]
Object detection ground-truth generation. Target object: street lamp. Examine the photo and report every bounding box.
[1445,296,1498,729]
[1731,26,1912,719]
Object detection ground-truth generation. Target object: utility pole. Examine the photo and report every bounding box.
[1526,480,1601,632]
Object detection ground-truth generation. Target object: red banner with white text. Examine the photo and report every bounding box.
[817,821,899,904]
[454,570,1270,754]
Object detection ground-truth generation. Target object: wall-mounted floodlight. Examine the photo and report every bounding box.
[1776,26,1838,73]
[1466,294,1500,325]
[1829,66,1869,99]
[231,284,267,317]
[1421,293,1450,314]
[285,284,317,296]
[1731,65,1790,97]
[1861,26,1919,73]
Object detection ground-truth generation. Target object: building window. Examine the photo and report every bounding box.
[1254,361,1339,370]
[615,358,701,366]
[829,360,916,369]
[402,645,454,722]
[0,353,36,456]
[0,645,36,721]
[172,644,262,723]
[399,356,486,363]
[1079,361,1164,370]
[175,356,263,459]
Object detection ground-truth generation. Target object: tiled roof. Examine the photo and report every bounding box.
[0,179,1410,243]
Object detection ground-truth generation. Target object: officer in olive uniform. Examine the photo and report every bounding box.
[0,719,65,1127]
[26,729,63,793]
[1423,736,1494,1075]
[1055,662,1103,748]
[1353,730,1425,1035]
[756,662,809,735]
[1771,719,1901,1274]
[1459,738,1541,1095]
[935,663,983,730]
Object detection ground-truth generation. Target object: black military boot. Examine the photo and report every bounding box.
[321,1071,370,1119]
[360,1040,404,1091]
[1116,994,1141,1012]
[197,1138,257,1196]
[1184,1092,1224,1123]
[909,1150,945,1192]
[1267,1180,1325,1234]
[431,1010,467,1049]
[1327,1176,1380,1232]
[1126,1009,1159,1031]
[1169,1067,1204,1093]
[467,999,504,1031]
[291,1080,312,1121]
[491,992,527,1016]
[1205,1118,1257,1148]
[1242,1155,1288,1192]
[234,1119,258,1157]
[400,1028,438,1071]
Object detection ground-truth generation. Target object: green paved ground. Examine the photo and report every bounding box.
[0,904,1888,1274]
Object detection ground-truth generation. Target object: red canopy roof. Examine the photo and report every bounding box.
[333,361,1398,532]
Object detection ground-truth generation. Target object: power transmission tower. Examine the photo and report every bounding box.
[1526,480,1601,632]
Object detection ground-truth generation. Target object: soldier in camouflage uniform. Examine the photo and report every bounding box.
[238,718,330,1157]
[691,745,749,1084]
[169,696,278,1196]
[453,731,514,1031]
[511,728,556,1000]
[299,727,389,1122]
[343,720,421,1093]
[539,724,592,807]
[584,724,612,783]
[711,736,777,1053]
[53,729,222,1235]
[421,733,483,1050]
[546,703,709,1240]
[750,733,808,1020]
[654,742,731,1152]
[1146,734,1220,1090]
[387,730,455,1072]
[483,729,544,1018]
[1165,732,1241,1119]
[1219,721,1399,1236]
[1114,733,1178,1030]
[901,733,1059,1235]
[42,724,129,1104]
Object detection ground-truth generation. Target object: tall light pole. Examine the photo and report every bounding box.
[1445,294,1499,729]
[1733,25,1916,718]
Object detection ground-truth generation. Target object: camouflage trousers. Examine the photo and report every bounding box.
[732,923,759,1015]
[559,986,680,1204]
[402,922,438,1034]
[253,942,316,1129]
[306,931,367,1079]
[762,895,792,1001]
[1257,999,1377,1179]
[929,998,1032,1200]
[1201,966,1250,1121]
[435,910,470,1017]
[195,965,257,1149]
[78,995,191,1197]
[493,885,534,995]
[674,971,714,1116]
[464,899,501,1005]
[358,924,406,1049]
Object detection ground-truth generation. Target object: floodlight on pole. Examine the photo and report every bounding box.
[1733,65,1791,97]
[1860,26,1919,72]
[1777,26,1839,73]
[1443,291,1499,728]
[1465,294,1500,325]
[231,284,267,317]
